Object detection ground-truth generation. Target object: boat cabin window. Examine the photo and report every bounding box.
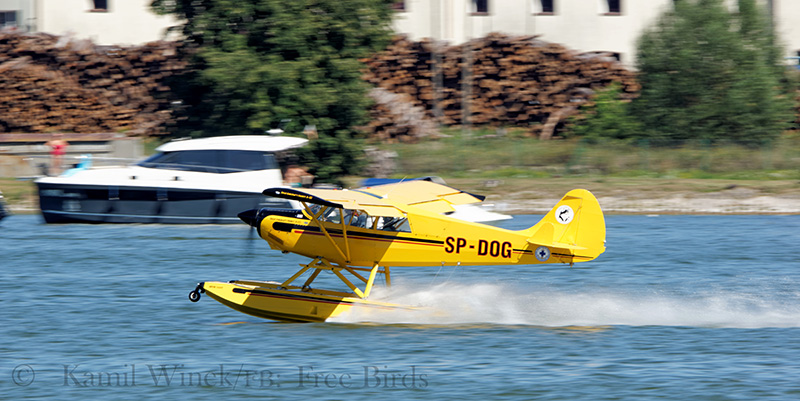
[137,150,277,173]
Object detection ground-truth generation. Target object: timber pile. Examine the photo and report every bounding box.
[365,87,439,143]
[362,33,640,141]
[0,32,183,135]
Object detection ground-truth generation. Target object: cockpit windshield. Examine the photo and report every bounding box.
[306,205,411,232]
[137,150,278,173]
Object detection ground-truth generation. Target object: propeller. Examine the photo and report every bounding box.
[238,208,259,227]
[239,208,259,256]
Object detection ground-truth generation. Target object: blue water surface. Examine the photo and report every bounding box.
[1,214,799,400]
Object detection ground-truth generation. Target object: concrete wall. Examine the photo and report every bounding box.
[0,134,143,178]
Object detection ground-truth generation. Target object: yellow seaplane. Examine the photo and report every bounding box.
[188,180,606,322]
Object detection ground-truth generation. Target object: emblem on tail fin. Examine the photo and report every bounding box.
[555,205,574,224]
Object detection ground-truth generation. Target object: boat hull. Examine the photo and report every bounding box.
[0,200,7,222]
[198,280,414,323]
[36,182,292,224]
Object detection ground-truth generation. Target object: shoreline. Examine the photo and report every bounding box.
[489,194,800,215]
[4,177,799,217]
[450,178,800,216]
[7,195,799,217]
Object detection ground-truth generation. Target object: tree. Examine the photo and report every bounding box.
[632,0,794,146]
[151,0,395,182]
[566,83,642,143]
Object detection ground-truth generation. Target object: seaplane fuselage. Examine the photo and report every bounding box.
[191,182,605,322]
[248,188,605,268]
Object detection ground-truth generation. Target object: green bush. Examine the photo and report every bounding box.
[632,0,794,146]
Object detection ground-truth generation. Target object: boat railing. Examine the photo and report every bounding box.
[24,154,141,167]
[23,154,140,177]
[26,154,275,176]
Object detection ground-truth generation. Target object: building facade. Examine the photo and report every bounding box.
[0,0,178,45]
[0,0,35,32]
[392,0,800,66]
[0,0,797,65]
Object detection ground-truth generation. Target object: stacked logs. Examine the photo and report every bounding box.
[364,87,440,143]
[0,32,183,135]
[362,32,640,141]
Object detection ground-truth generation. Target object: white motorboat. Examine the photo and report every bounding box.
[35,135,308,224]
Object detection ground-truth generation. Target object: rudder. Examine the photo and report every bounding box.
[524,189,606,263]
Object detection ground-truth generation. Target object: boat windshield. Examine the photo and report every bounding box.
[137,150,278,173]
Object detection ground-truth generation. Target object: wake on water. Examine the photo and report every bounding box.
[328,282,800,328]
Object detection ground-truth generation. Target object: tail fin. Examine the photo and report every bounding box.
[524,189,606,263]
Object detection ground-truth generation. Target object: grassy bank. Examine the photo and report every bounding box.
[0,178,38,211]
[3,131,799,214]
[380,129,800,181]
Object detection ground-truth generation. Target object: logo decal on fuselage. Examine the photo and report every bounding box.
[555,205,574,224]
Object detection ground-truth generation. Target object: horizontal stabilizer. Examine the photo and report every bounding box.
[526,239,589,251]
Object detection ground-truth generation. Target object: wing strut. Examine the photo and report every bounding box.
[300,201,350,263]
[340,211,352,262]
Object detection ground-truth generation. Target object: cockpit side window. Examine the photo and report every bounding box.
[305,205,343,224]
[321,207,340,224]
[378,216,411,232]
[305,206,410,233]
[308,204,323,218]
[344,209,368,228]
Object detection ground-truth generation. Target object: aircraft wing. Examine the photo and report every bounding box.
[358,180,485,215]
[265,181,485,217]
[263,187,406,217]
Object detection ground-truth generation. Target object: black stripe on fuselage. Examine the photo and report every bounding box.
[271,222,444,245]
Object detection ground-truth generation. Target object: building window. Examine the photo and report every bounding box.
[537,0,555,14]
[0,10,17,28]
[391,1,406,12]
[472,0,489,14]
[603,0,621,14]
[91,0,108,12]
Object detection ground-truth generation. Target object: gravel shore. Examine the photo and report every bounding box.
[492,192,800,215]
[452,178,800,215]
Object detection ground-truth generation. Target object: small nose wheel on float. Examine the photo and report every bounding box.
[188,282,205,302]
